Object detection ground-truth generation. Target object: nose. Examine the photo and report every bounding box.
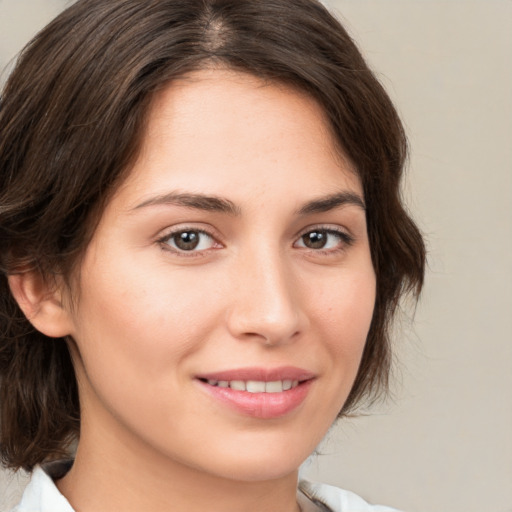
[225,249,308,346]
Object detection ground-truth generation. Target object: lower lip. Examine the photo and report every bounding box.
[197,380,313,419]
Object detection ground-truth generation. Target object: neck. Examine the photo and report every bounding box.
[57,417,301,512]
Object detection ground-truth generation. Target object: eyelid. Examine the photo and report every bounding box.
[293,225,355,251]
[295,223,354,240]
[154,223,354,257]
[156,224,223,256]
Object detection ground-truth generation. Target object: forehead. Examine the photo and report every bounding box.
[116,68,361,209]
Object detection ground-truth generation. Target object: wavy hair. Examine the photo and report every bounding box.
[0,0,425,470]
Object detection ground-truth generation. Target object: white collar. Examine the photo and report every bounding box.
[10,462,74,512]
[13,462,334,512]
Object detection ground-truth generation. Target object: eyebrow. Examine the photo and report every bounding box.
[131,190,365,216]
[132,192,241,215]
[296,192,366,215]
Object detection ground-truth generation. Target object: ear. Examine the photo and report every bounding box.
[8,271,75,338]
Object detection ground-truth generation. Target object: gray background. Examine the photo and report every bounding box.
[1,1,511,511]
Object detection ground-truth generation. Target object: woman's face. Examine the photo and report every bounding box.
[64,69,376,482]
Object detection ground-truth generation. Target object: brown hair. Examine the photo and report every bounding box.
[0,0,425,471]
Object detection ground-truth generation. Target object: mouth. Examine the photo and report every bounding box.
[195,367,315,419]
[198,378,301,393]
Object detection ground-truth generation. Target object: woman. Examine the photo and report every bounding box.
[0,1,425,511]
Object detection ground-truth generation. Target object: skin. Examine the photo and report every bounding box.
[15,69,376,512]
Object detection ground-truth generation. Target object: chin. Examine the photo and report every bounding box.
[192,437,314,483]
[213,459,301,483]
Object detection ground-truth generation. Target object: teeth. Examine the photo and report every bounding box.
[265,381,283,393]
[246,381,266,393]
[230,380,246,391]
[206,379,300,392]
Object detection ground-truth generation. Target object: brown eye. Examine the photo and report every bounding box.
[173,231,200,250]
[163,230,215,252]
[295,228,352,251]
[302,230,328,249]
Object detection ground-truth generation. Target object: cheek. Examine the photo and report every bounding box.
[312,265,376,380]
[67,265,214,436]
[68,249,238,417]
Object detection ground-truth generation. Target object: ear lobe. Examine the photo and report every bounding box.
[8,271,75,338]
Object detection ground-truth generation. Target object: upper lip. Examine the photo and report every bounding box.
[196,366,316,382]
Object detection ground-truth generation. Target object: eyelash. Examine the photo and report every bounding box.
[294,226,355,255]
[156,225,354,257]
[157,226,220,257]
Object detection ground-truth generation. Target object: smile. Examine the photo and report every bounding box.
[203,379,300,393]
[196,367,315,419]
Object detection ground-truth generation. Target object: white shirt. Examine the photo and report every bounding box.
[10,461,401,512]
